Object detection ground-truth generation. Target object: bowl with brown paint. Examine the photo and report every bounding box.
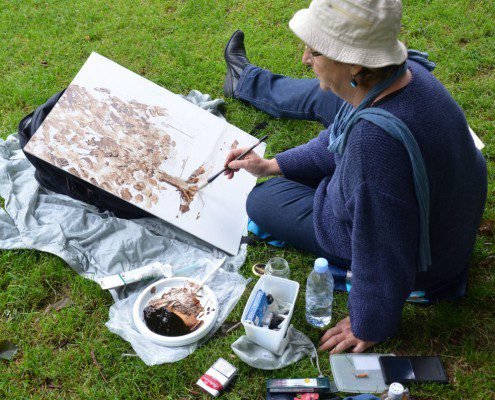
[133,277,219,347]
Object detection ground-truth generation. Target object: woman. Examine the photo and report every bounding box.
[223,0,487,354]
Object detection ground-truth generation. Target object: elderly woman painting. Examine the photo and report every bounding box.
[223,0,487,353]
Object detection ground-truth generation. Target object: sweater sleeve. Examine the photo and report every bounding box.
[347,181,418,342]
[275,129,336,184]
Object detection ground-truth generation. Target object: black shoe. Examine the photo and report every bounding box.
[223,30,250,97]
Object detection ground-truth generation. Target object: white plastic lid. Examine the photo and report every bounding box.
[388,382,405,399]
[314,258,329,273]
[329,353,392,393]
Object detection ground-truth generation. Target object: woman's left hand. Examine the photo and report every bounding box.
[319,316,377,354]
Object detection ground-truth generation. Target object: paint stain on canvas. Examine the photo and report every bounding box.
[24,84,205,213]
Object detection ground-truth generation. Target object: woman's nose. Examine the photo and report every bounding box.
[302,48,312,66]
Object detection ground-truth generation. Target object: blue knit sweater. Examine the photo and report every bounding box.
[275,60,487,342]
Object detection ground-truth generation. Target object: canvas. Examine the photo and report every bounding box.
[23,52,265,255]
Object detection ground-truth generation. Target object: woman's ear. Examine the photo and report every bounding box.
[350,65,364,77]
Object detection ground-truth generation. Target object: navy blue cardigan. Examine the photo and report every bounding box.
[275,61,487,342]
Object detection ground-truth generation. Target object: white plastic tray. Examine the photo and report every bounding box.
[330,353,395,393]
[133,277,219,347]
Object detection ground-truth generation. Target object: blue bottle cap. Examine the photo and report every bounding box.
[314,258,329,273]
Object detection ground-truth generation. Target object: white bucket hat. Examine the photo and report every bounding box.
[289,0,408,68]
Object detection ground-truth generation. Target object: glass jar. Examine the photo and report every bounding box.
[265,257,290,279]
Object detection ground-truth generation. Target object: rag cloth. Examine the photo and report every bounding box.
[0,90,247,365]
[231,325,316,370]
[180,90,225,119]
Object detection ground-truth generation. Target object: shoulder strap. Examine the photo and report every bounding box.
[352,107,431,272]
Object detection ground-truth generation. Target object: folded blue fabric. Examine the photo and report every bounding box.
[247,219,287,247]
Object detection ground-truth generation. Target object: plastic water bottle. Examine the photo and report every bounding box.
[306,258,334,328]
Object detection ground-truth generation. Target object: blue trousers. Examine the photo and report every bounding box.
[237,65,349,266]
[236,65,344,127]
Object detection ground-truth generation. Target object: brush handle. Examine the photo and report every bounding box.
[206,167,229,185]
[195,256,226,293]
[207,134,269,184]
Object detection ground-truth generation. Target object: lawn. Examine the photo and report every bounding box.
[1,0,494,399]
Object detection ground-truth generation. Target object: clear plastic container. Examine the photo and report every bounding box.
[241,275,299,355]
[265,257,290,279]
[306,258,334,328]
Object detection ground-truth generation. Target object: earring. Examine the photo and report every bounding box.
[350,75,358,88]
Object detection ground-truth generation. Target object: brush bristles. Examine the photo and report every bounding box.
[197,181,208,191]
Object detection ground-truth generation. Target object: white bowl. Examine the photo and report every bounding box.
[133,277,219,347]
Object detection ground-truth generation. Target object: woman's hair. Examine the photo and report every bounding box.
[356,62,406,88]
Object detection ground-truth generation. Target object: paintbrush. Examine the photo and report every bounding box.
[197,134,269,191]
[194,256,227,294]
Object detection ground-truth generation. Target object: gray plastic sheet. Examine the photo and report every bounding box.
[0,91,248,364]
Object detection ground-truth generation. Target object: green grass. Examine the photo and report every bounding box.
[1,0,494,399]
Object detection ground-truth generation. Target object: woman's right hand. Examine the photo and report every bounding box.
[224,148,281,179]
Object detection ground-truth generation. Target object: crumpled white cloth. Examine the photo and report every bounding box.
[180,90,225,119]
[231,325,316,370]
[0,91,248,364]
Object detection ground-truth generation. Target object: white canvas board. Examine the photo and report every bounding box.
[24,52,265,255]
[468,126,484,150]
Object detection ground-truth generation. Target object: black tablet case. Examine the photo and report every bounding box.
[379,356,448,384]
